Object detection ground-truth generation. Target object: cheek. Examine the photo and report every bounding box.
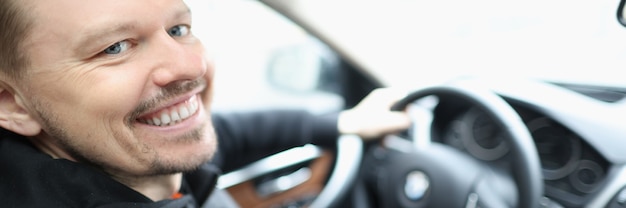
[31,91,125,139]
[27,76,150,166]
[194,43,215,107]
[25,64,149,135]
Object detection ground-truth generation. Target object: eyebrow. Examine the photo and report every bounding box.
[72,21,138,56]
[88,25,137,44]
[73,7,192,56]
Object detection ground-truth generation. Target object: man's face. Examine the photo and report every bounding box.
[16,0,217,177]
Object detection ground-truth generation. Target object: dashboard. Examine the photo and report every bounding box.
[217,77,626,208]
[423,78,626,207]
[435,103,608,207]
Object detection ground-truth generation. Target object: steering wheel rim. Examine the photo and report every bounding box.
[389,81,543,208]
[309,134,363,208]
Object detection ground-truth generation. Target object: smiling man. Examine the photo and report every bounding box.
[0,0,410,207]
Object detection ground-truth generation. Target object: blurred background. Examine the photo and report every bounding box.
[185,0,626,113]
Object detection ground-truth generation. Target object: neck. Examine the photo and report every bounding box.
[27,136,76,160]
[114,173,183,201]
[27,136,183,201]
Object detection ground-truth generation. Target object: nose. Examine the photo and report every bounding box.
[148,32,209,87]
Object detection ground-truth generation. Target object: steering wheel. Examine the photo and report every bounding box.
[217,80,543,207]
[359,80,544,208]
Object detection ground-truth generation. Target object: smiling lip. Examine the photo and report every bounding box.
[136,94,200,127]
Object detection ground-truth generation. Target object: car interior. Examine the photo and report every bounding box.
[184,0,626,207]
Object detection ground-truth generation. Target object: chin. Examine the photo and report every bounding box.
[149,145,216,175]
[130,119,215,176]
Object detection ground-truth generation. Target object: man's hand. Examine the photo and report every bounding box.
[338,88,411,140]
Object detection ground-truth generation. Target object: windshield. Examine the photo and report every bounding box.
[259,0,626,90]
[394,0,625,89]
[189,0,626,95]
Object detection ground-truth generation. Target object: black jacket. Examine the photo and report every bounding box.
[0,110,339,208]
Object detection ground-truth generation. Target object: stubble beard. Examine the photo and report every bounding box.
[145,121,217,176]
[31,79,217,177]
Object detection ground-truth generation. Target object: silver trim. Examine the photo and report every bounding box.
[465,193,479,208]
[384,134,415,153]
[406,95,438,150]
[309,134,363,208]
[217,144,322,189]
[256,167,312,197]
[586,164,626,208]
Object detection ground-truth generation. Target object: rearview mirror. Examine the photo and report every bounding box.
[266,39,340,94]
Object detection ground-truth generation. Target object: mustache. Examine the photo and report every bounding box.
[128,78,206,123]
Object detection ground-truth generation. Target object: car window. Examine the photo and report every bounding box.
[186,0,344,114]
[187,0,626,111]
[250,0,626,90]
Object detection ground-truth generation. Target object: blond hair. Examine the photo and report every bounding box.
[0,0,34,80]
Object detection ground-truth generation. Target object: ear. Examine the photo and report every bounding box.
[0,85,42,136]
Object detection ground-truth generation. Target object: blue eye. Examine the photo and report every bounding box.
[103,40,131,55]
[168,25,190,37]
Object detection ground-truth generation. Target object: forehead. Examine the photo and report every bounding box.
[26,0,189,24]
[22,0,189,53]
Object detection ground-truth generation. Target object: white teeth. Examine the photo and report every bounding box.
[179,106,190,118]
[171,111,181,122]
[160,112,171,126]
[190,99,198,115]
[139,96,199,126]
[152,117,162,126]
